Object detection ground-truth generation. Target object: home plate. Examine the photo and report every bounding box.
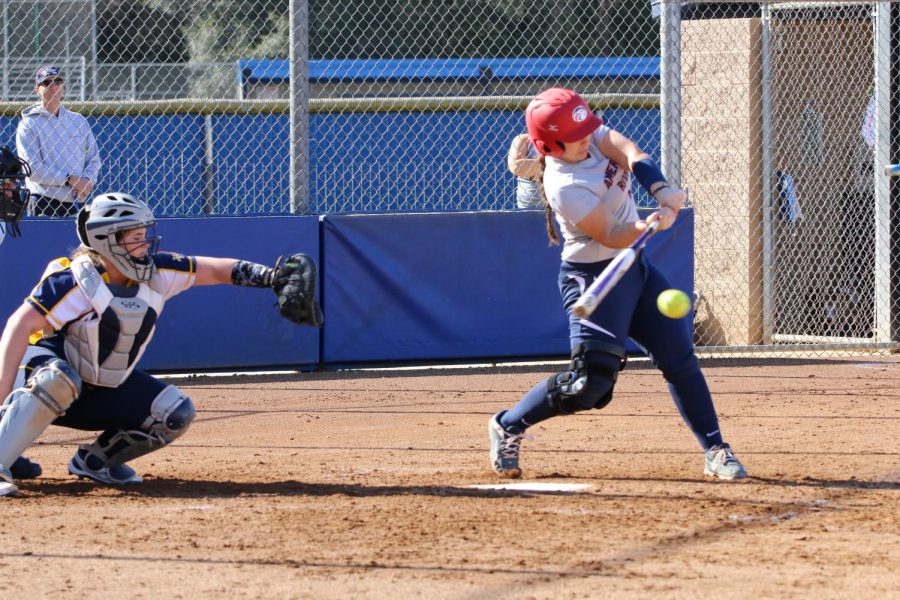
[469,482,594,493]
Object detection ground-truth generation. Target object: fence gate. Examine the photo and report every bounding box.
[667,0,898,355]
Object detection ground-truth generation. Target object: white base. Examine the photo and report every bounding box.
[470,482,593,493]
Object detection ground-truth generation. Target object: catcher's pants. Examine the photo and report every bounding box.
[20,340,167,432]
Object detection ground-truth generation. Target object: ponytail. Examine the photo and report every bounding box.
[537,155,559,245]
[71,246,105,268]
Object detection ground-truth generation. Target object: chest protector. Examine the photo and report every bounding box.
[63,256,166,387]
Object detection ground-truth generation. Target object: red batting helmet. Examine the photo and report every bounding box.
[525,88,603,158]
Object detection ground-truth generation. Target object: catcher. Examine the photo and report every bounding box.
[0,192,321,496]
[1,144,46,481]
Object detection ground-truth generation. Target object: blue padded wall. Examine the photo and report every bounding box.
[321,209,693,364]
[1,211,692,370]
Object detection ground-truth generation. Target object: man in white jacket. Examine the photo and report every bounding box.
[15,65,101,217]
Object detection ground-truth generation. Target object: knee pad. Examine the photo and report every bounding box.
[140,385,197,442]
[81,385,196,468]
[0,359,81,467]
[546,341,627,415]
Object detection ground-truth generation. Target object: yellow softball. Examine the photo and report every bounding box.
[657,289,691,319]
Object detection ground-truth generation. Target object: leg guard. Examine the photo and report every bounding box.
[546,341,626,415]
[76,385,195,475]
[0,359,81,468]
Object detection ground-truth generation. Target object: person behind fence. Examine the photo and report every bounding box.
[507,132,543,209]
[488,87,748,481]
[15,65,101,217]
[0,192,323,497]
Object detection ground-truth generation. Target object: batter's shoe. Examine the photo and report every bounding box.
[489,411,529,479]
[0,464,18,497]
[704,443,748,480]
[10,456,42,479]
[68,447,142,485]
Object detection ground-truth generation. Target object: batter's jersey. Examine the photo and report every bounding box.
[26,252,197,337]
[543,126,639,263]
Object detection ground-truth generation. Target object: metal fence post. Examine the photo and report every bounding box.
[2,1,8,100]
[289,0,310,214]
[660,0,681,187]
[761,1,774,344]
[91,0,97,100]
[874,0,892,343]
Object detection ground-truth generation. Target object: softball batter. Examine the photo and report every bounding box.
[489,88,747,481]
[0,193,321,496]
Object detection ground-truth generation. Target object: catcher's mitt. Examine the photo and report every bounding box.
[272,253,323,327]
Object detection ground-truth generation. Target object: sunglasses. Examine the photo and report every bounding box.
[39,77,64,87]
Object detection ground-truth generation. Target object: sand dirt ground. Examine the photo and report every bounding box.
[1,357,897,599]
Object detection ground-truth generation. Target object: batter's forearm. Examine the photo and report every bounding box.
[605,221,646,249]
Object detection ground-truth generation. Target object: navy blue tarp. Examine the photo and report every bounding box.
[321,209,693,364]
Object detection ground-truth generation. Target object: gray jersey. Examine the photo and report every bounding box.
[544,126,639,263]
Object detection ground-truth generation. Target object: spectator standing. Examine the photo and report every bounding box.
[507,133,543,209]
[16,65,100,217]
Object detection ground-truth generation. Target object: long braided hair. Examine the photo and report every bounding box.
[536,155,559,245]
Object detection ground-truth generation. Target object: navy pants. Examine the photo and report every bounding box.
[29,195,77,217]
[501,253,724,450]
[23,341,166,432]
[559,254,696,368]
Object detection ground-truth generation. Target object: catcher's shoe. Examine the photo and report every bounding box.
[10,455,42,480]
[489,411,529,479]
[704,443,748,480]
[68,447,142,485]
[0,464,18,497]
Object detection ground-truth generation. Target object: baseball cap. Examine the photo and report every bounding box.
[34,65,61,85]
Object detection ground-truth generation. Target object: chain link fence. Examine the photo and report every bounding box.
[668,0,897,354]
[1,0,897,355]
[0,0,661,216]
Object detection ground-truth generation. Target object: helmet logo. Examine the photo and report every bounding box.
[572,106,588,123]
[548,124,559,131]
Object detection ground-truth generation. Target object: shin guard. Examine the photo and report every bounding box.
[0,359,81,468]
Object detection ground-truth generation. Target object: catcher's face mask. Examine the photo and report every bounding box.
[77,193,161,282]
[105,224,161,281]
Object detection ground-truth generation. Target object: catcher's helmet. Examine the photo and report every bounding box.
[525,88,603,158]
[0,145,31,238]
[76,193,160,282]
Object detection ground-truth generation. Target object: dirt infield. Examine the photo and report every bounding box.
[1,356,897,599]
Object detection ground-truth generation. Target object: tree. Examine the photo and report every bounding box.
[98,0,189,63]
